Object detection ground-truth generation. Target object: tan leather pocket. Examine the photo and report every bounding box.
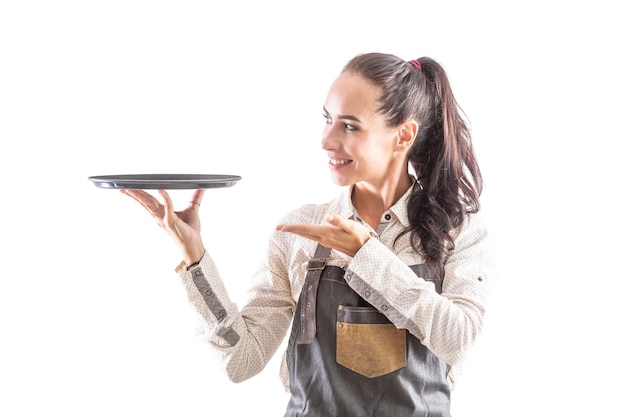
[336,305,406,378]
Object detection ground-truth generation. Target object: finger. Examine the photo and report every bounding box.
[327,214,372,241]
[276,224,322,237]
[120,189,148,205]
[122,189,162,215]
[284,230,325,244]
[188,189,205,212]
[277,224,335,245]
[191,189,205,205]
[325,213,356,232]
[158,190,175,215]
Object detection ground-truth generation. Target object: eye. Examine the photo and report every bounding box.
[344,123,357,131]
[323,112,331,124]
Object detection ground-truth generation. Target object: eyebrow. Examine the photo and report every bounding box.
[323,106,363,123]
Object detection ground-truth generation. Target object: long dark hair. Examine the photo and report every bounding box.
[343,53,483,278]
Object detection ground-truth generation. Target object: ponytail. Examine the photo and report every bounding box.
[343,53,483,278]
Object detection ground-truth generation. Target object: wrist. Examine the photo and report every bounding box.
[179,241,205,265]
[175,249,205,273]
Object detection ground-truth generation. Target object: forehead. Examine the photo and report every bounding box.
[324,72,381,117]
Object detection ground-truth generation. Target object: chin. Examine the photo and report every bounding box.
[330,175,354,187]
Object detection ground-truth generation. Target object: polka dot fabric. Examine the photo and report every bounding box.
[178,184,495,389]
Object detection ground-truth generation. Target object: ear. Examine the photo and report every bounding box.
[395,119,419,151]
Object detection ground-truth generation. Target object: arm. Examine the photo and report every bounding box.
[346,212,495,366]
[177,234,295,383]
[121,188,297,383]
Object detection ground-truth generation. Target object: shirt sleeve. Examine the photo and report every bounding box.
[175,204,320,384]
[177,231,296,384]
[344,211,496,366]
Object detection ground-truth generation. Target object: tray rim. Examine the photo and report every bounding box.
[88,174,242,190]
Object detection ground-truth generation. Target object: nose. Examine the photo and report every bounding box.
[321,124,338,151]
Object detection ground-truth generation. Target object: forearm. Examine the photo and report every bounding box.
[346,226,494,366]
[177,250,293,383]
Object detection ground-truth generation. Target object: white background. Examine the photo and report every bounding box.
[1,1,624,415]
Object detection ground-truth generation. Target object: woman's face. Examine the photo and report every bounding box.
[321,72,402,187]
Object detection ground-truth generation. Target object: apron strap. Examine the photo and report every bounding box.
[296,243,331,344]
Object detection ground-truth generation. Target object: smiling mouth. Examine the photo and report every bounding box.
[329,159,353,166]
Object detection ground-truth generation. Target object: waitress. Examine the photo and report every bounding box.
[122,52,495,417]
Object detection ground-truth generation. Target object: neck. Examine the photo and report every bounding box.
[351,173,412,229]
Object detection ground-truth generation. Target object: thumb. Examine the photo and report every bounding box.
[325,213,352,231]
[325,213,339,224]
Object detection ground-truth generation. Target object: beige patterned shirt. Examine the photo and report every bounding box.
[179,184,495,390]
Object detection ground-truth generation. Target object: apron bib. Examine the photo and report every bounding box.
[283,244,451,417]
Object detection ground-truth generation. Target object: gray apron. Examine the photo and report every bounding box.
[283,244,451,417]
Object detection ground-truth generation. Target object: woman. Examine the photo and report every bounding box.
[122,52,494,416]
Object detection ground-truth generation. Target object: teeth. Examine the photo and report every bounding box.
[330,159,351,165]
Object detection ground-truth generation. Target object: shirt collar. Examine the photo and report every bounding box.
[334,176,416,227]
[388,179,415,227]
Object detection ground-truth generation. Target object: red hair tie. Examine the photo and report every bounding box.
[408,59,422,72]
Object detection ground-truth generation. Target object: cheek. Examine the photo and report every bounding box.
[367,138,394,158]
